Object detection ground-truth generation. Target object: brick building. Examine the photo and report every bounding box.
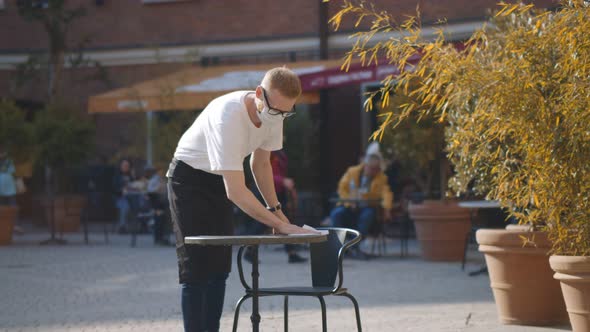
[0,0,557,214]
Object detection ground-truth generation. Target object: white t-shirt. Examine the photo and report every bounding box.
[172,91,283,173]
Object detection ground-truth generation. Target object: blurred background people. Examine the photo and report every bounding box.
[145,165,171,245]
[330,144,393,259]
[0,145,17,207]
[113,158,135,233]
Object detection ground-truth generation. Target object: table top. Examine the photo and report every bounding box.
[458,200,501,209]
[185,233,328,246]
[329,198,382,203]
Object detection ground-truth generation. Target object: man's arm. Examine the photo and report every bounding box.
[250,149,290,224]
[220,170,310,234]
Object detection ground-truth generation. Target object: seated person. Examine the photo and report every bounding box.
[330,153,393,258]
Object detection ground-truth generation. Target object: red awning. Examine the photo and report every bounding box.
[299,54,422,91]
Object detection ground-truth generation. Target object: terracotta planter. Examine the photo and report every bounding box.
[0,206,18,245]
[505,224,533,231]
[550,256,590,332]
[409,200,471,261]
[477,229,568,325]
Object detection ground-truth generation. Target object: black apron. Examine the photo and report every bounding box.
[167,159,234,283]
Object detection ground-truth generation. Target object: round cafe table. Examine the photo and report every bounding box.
[185,233,327,332]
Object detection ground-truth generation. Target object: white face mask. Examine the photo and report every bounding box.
[257,105,284,126]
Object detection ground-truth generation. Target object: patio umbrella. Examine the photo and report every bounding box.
[88,59,343,165]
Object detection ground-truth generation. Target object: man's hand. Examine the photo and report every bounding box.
[272,210,290,234]
[275,223,318,235]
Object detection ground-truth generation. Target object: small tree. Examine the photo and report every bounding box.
[152,110,201,170]
[33,102,94,193]
[331,0,590,255]
[16,0,87,102]
[0,100,34,163]
[33,102,94,243]
[377,91,447,199]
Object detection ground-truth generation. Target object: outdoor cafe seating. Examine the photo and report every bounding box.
[232,227,363,332]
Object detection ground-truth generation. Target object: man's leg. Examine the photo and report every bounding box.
[181,281,206,332]
[330,206,354,228]
[357,207,377,237]
[180,275,229,332]
[116,197,129,232]
[205,273,230,332]
[348,207,376,260]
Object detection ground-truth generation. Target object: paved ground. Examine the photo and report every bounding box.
[0,227,573,332]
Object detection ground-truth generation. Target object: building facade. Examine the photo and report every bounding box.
[0,0,557,207]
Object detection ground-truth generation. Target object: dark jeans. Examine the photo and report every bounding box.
[168,159,233,332]
[330,206,376,236]
[181,273,229,332]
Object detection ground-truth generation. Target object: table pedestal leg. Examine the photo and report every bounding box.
[251,245,261,332]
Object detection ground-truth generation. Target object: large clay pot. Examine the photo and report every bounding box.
[409,200,471,261]
[477,229,568,325]
[550,256,590,332]
[0,206,18,245]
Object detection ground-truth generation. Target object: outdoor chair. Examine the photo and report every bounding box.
[232,227,363,332]
[369,203,410,257]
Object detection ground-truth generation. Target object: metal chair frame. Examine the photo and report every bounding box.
[232,227,363,332]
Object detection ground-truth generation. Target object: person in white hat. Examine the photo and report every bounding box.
[330,143,393,259]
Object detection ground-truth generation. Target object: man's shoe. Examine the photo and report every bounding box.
[288,253,308,264]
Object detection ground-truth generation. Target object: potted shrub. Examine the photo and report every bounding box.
[331,0,587,327]
[332,5,473,262]
[0,100,33,245]
[446,4,589,329]
[377,94,471,261]
[33,102,94,238]
[379,104,464,261]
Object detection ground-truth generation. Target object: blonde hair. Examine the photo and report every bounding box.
[262,67,302,99]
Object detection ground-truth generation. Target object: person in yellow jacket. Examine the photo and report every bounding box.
[330,154,393,257]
